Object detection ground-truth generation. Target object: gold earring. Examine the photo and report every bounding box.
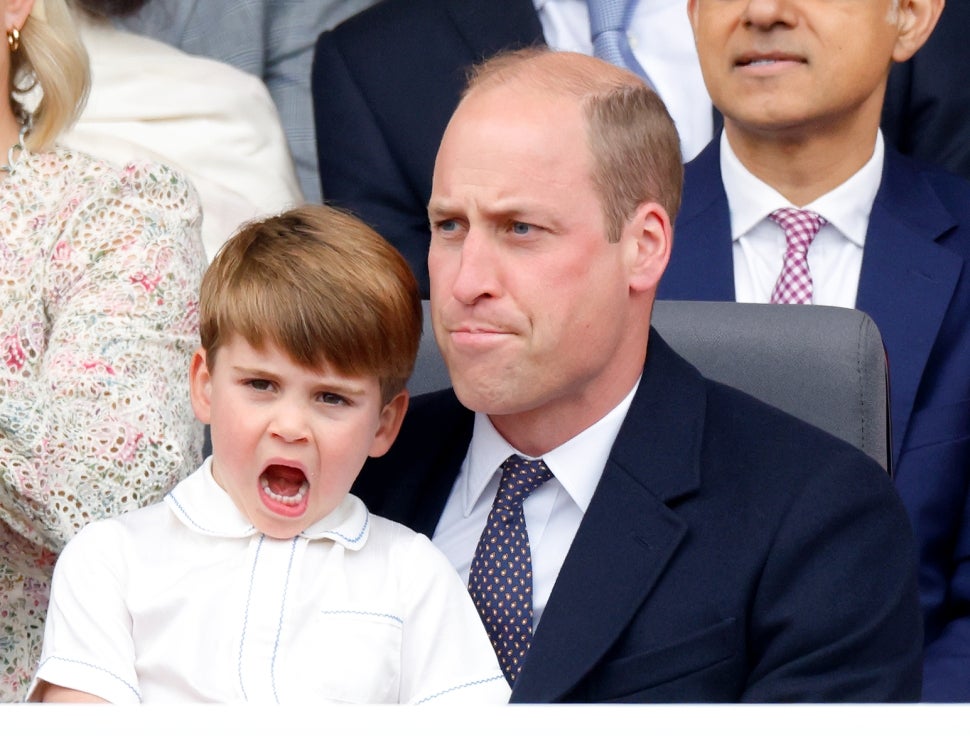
[6,28,19,53]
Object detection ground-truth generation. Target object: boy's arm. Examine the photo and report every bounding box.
[28,520,142,704]
[34,683,109,703]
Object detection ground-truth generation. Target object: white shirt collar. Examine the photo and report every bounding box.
[164,457,370,548]
[459,378,641,516]
[721,129,885,247]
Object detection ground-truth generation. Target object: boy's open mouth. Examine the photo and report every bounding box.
[260,464,309,506]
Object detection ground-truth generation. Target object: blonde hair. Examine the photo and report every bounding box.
[11,0,90,150]
[465,48,683,242]
[200,205,423,404]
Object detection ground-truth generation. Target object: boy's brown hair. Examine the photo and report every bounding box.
[199,205,422,403]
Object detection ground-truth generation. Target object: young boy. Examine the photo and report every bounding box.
[27,206,510,704]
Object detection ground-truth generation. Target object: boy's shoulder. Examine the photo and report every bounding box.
[347,499,453,574]
[56,497,171,575]
[351,500,433,551]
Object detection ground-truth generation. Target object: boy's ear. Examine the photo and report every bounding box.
[368,390,410,458]
[188,348,213,424]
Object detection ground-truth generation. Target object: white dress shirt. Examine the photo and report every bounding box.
[721,130,886,308]
[30,459,509,704]
[434,381,639,630]
[535,0,713,161]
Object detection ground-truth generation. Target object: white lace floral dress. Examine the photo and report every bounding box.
[0,147,207,701]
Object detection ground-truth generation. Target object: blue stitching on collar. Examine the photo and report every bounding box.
[414,674,508,704]
[166,490,255,536]
[36,655,142,702]
[317,508,369,544]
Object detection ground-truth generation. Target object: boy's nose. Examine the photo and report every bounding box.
[268,409,310,443]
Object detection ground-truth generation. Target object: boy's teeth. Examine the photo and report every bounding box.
[261,477,309,505]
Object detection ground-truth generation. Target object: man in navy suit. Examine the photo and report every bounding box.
[351,48,921,702]
[311,0,969,297]
[657,0,970,702]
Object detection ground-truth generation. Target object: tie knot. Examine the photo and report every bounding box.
[769,207,827,252]
[587,0,629,35]
[496,455,553,508]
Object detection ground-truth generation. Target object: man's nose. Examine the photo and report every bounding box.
[449,228,502,305]
[741,0,797,29]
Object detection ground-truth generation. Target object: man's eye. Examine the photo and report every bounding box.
[511,222,532,235]
[436,219,460,233]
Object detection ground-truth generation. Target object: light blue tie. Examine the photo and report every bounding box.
[587,0,654,89]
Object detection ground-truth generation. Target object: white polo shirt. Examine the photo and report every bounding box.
[29,459,509,704]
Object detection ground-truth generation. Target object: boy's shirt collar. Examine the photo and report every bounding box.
[164,457,370,549]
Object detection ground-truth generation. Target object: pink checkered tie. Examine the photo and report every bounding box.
[768,208,827,304]
[468,455,553,684]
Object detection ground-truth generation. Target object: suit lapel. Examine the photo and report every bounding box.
[660,140,736,301]
[855,150,961,465]
[511,334,705,702]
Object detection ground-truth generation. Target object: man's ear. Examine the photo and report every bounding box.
[188,348,213,424]
[369,390,409,458]
[625,201,673,295]
[892,0,944,63]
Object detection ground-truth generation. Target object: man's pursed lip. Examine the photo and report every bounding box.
[446,326,514,348]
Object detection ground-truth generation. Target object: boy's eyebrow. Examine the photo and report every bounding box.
[230,364,371,395]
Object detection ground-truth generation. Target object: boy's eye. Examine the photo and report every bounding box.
[247,379,274,391]
[318,392,347,406]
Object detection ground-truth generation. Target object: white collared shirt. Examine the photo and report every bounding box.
[434,380,640,630]
[30,459,509,704]
[721,130,885,308]
[534,0,713,161]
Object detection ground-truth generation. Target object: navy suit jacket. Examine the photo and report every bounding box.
[353,332,922,702]
[659,138,970,701]
[882,0,970,180]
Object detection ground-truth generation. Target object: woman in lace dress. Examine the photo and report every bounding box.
[0,0,206,700]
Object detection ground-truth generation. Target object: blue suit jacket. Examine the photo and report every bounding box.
[353,332,922,702]
[659,138,970,701]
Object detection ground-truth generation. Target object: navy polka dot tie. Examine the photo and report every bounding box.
[468,455,553,684]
